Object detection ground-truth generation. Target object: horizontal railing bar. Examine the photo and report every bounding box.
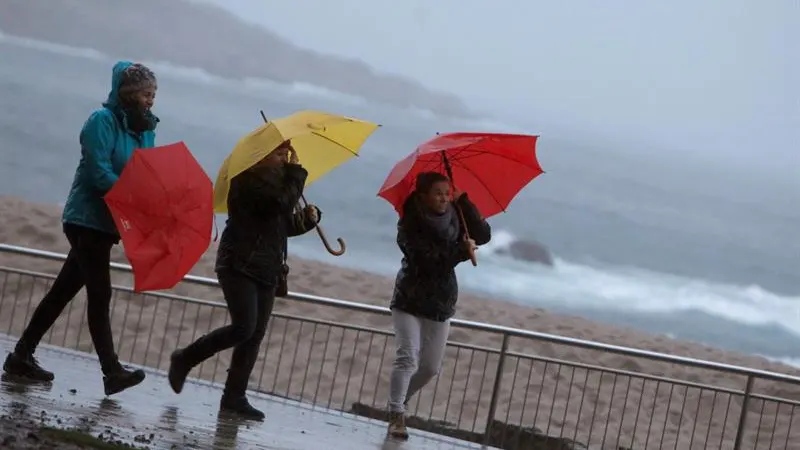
[0,265,229,309]
[3,242,800,385]
[510,351,746,395]
[276,313,392,335]
[748,392,800,407]
[275,315,504,355]
[438,341,503,354]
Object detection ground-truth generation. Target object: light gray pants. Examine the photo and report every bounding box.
[388,309,451,413]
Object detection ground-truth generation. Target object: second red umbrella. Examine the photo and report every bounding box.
[377,132,542,265]
[104,141,213,292]
[377,132,542,219]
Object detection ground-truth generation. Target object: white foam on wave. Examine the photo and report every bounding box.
[0,28,516,132]
[0,30,107,61]
[480,229,522,256]
[465,228,800,338]
[760,355,800,369]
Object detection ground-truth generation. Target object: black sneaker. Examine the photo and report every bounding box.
[220,395,265,421]
[3,351,54,382]
[103,367,145,396]
[167,350,189,394]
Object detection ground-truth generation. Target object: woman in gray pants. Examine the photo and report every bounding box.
[387,171,491,439]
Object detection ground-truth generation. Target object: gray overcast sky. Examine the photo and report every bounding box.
[195,0,797,170]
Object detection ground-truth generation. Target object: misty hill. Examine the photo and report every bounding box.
[0,0,472,117]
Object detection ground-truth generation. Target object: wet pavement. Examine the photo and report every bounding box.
[0,335,496,449]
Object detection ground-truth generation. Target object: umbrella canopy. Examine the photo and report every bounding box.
[104,141,213,292]
[213,110,380,213]
[377,132,542,218]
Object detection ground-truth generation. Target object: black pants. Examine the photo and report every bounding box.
[16,223,122,375]
[180,269,276,398]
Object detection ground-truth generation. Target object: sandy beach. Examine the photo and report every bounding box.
[1,195,799,450]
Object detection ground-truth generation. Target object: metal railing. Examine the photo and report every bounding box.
[1,243,799,450]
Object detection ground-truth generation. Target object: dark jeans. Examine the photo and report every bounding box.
[16,223,122,375]
[180,269,276,398]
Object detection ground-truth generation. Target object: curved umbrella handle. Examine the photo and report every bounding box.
[314,225,346,256]
[467,245,478,266]
[300,194,346,256]
[455,202,478,267]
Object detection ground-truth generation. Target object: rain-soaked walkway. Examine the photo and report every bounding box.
[0,335,496,449]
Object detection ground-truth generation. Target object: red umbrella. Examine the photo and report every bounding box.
[377,132,543,219]
[104,141,213,292]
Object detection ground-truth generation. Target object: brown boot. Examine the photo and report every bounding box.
[387,411,409,440]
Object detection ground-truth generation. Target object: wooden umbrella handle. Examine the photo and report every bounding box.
[441,152,477,266]
[466,242,478,267]
[300,194,346,256]
[316,227,346,256]
[455,203,478,267]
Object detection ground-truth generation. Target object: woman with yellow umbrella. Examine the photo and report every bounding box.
[167,110,379,421]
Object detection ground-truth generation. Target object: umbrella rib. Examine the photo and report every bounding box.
[449,145,536,168]
[417,150,505,211]
[421,145,483,165]
[439,140,541,213]
[178,205,214,238]
[449,157,509,214]
[418,152,444,175]
[422,141,538,172]
[310,131,361,157]
[136,152,181,221]
[172,152,194,213]
[139,154,172,198]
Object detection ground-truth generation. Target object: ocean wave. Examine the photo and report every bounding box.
[481,229,518,255]
[760,355,800,369]
[467,228,800,338]
[0,29,106,61]
[0,28,519,133]
[481,229,553,266]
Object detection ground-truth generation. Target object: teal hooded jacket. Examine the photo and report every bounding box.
[62,61,158,236]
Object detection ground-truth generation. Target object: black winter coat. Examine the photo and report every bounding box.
[215,163,318,286]
[390,192,491,322]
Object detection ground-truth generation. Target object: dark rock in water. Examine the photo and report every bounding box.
[349,402,585,449]
[496,239,555,267]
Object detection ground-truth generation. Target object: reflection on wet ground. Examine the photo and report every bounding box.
[0,335,496,449]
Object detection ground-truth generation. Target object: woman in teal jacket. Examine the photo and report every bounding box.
[3,61,159,396]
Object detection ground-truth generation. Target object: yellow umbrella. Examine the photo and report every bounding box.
[213,109,380,255]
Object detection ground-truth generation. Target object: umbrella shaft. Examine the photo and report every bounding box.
[441,153,455,180]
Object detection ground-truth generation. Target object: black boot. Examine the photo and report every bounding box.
[3,351,54,382]
[167,350,190,394]
[103,366,145,396]
[220,395,265,421]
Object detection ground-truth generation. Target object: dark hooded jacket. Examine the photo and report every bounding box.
[390,193,491,321]
[215,163,319,286]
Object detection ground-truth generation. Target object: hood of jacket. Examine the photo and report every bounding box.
[102,60,159,131]
[103,60,133,110]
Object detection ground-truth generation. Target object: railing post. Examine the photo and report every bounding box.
[732,375,754,450]
[483,332,510,445]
